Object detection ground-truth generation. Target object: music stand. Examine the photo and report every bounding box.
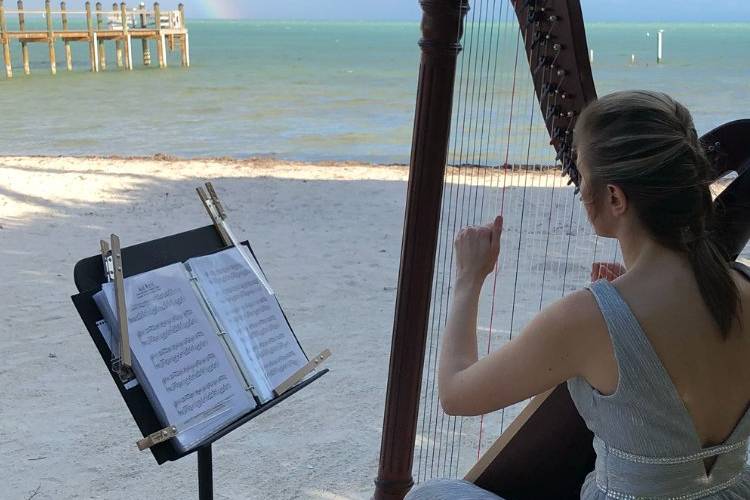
[71,224,328,500]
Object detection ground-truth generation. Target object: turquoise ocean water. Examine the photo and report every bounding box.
[0,20,748,163]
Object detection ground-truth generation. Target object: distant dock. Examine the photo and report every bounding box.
[0,0,189,78]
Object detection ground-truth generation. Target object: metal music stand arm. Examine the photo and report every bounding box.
[198,446,213,500]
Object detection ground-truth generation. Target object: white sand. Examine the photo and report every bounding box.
[1,157,747,500]
[1,156,411,500]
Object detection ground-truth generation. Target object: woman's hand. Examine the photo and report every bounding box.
[591,262,626,282]
[454,216,503,287]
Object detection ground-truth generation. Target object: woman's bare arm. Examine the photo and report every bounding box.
[438,217,606,416]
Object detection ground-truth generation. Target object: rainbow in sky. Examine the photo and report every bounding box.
[194,0,245,19]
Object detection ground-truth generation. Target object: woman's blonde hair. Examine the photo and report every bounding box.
[574,90,739,337]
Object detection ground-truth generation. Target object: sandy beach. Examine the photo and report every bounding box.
[2,156,748,500]
[1,156,414,500]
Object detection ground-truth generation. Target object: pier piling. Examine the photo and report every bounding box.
[178,2,187,67]
[139,1,150,65]
[61,2,73,71]
[154,2,164,68]
[85,1,97,71]
[17,0,29,74]
[113,2,122,67]
[95,2,105,69]
[120,2,131,69]
[657,29,664,64]
[45,0,56,75]
[0,0,11,78]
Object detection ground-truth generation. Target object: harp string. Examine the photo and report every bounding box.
[482,9,555,449]
[440,0,499,475]
[434,0,486,476]
[526,61,563,283]
[536,67,568,307]
[461,0,511,466]
[415,0,483,481]
[441,0,497,476]
[440,0,508,478]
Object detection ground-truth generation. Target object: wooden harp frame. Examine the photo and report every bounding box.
[374,0,750,498]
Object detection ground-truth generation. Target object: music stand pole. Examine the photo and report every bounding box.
[198,445,213,500]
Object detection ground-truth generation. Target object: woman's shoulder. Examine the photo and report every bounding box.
[542,287,604,329]
[537,287,611,353]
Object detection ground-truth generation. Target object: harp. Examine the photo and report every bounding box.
[373,1,750,498]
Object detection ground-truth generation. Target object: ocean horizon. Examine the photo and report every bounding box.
[0,20,748,163]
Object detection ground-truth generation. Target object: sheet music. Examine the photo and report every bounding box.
[96,263,256,451]
[187,248,308,398]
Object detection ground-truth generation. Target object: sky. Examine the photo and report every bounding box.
[13,1,750,22]
[187,0,747,22]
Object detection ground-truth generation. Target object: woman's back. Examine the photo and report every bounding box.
[568,261,750,499]
[616,262,750,448]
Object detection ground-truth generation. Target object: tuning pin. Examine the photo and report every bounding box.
[527,9,542,24]
[546,105,561,121]
[534,56,553,74]
[541,82,558,100]
[553,126,568,141]
[531,31,550,49]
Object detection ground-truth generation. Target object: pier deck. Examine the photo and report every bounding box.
[0,1,190,78]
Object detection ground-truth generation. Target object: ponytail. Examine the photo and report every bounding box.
[685,234,740,338]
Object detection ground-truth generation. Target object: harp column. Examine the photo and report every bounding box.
[373,1,468,499]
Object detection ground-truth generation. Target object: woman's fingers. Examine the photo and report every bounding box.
[454,217,504,282]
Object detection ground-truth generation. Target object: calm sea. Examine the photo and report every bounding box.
[0,20,748,162]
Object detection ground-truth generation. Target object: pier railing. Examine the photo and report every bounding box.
[0,0,189,78]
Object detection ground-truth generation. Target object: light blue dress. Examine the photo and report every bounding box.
[407,267,750,500]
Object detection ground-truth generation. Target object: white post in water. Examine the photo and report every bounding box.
[631,54,636,65]
[657,29,664,64]
[589,49,594,64]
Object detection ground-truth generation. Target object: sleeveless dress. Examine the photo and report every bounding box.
[407,264,750,500]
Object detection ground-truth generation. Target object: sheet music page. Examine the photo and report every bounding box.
[187,247,308,398]
[98,263,256,451]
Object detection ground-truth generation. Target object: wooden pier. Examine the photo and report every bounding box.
[0,0,189,78]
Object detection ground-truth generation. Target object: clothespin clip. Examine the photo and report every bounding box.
[196,182,274,295]
[274,349,332,396]
[136,426,177,451]
[196,182,231,246]
[102,234,134,382]
[100,240,115,282]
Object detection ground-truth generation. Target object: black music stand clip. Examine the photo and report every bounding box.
[71,185,329,500]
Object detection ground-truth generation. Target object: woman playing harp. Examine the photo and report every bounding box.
[407,91,750,499]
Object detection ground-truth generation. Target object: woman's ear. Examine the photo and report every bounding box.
[606,184,628,216]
